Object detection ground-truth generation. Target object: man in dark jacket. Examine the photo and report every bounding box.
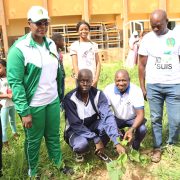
[64,69,125,162]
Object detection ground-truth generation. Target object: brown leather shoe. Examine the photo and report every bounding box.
[151,148,162,163]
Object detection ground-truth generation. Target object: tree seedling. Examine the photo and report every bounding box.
[106,139,150,180]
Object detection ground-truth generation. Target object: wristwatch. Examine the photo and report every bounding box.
[130,127,136,134]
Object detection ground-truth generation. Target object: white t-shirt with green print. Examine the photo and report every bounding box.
[139,30,180,84]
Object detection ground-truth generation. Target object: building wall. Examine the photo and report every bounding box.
[90,0,123,15]
[4,0,43,20]
[128,0,159,14]
[0,15,2,25]
[3,0,180,37]
[1,0,180,52]
[48,0,83,16]
[8,19,27,36]
[167,0,180,13]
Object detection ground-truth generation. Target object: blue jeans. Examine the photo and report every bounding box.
[1,106,17,142]
[115,117,147,150]
[147,83,180,148]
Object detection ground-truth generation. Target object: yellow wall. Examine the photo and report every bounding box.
[4,0,43,20]
[51,16,82,25]
[128,0,159,13]
[167,0,180,19]
[167,0,180,13]
[4,0,84,19]
[48,0,83,16]
[90,0,122,15]
[7,19,27,36]
[90,15,116,23]
[1,0,180,49]
[127,0,180,20]
[128,14,149,21]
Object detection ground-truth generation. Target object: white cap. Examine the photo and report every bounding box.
[27,6,49,22]
[133,31,138,36]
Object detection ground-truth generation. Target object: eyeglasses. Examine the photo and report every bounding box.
[31,21,49,26]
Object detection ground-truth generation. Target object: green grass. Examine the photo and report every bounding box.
[1,60,180,180]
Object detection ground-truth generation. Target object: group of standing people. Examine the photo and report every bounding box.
[0,5,178,179]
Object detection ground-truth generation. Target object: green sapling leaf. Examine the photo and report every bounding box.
[128,149,140,162]
[121,140,129,146]
[117,153,128,167]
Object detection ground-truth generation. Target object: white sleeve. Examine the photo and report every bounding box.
[178,33,180,55]
[93,42,99,53]
[138,36,148,56]
[132,88,144,109]
[70,42,77,56]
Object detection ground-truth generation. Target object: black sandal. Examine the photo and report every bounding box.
[60,166,74,175]
[94,149,112,163]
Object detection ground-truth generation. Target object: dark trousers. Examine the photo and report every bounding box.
[67,132,109,154]
[65,120,109,154]
[115,117,147,150]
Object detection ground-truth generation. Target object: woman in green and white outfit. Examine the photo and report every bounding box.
[7,6,63,177]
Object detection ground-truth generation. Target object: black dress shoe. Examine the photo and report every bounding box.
[60,166,74,175]
[95,149,112,163]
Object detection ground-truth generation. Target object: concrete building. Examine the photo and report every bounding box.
[0,0,180,60]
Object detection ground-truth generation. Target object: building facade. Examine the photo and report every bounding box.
[0,0,180,59]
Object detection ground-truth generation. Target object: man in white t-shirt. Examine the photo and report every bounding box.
[138,9,180,163]
[104,69,147,152]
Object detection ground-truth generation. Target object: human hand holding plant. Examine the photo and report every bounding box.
[115,144,126,154]
[107,139,150,180]
[123,127,135,144]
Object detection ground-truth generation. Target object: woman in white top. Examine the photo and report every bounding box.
[70,21,101,87]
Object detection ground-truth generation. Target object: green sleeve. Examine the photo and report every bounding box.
[7,47,31,117]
